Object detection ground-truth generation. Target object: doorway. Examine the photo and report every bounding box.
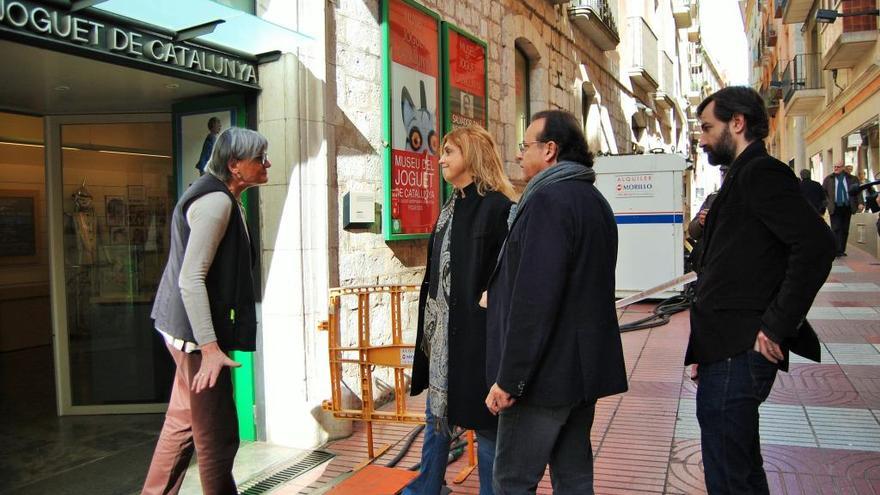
[0,111,177,492]
[46,114,177,414]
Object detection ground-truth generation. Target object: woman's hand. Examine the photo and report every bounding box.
[192,342,241,393]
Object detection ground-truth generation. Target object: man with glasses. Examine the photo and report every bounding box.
[823,162,863,256]
[485,110,627,494]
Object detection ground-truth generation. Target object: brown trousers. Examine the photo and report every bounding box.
[142,344,239,495]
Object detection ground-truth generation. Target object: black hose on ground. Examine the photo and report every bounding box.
[385,423,425,468]
[619,292,692,333]
[406,427,468,471]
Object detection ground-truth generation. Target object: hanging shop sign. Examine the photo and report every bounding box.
[0,0,258,88]
[443,24,488,132]
[382,0,442,240]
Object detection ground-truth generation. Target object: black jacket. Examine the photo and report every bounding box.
[485,179,627,407]
[799,178,826,214]
[687,141,835,367]
[411,184,513,430]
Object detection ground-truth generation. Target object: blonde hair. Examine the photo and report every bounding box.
[443,126,518,201]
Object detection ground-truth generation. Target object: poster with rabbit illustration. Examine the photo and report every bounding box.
[384,0,442,240]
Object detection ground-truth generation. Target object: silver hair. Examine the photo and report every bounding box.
[204,127,268,182]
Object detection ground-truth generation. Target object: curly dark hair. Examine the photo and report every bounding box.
[697,86,769,142]
[531,110,594,167]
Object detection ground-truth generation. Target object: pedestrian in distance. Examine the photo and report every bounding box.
[799,168,826,215]
[823,162,862,256]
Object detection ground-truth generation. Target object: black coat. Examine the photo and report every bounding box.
[799,178,826,214]
[411,184,513,430]
[687,141,835,368]
[485,179,628,407]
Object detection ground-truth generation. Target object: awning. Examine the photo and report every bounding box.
[91,0,313,60]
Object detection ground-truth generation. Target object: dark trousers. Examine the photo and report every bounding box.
[696,350,778,494]
[142,344,239,495]
[493,401,595,494]
[830,205,852,255]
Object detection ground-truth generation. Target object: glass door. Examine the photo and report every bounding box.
[46,114,175,414]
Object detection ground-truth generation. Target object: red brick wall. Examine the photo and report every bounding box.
[842,0,878,32]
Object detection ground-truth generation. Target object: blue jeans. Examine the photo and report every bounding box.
[697,350,778,494]
[493,401,595,495]
[403,401,496,495]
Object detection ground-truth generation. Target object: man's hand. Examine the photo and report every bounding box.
[485,383,516,415]
[478,290,488,309]
[858,204,865,213]
[698,209,709,226]
[754,330,784,364]
[690,364,699,382]
[192,342,241,393]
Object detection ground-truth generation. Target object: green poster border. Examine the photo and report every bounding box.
[441,23,489,135]
[381,0,443,241]
[171,94,256,442]
[440,23,489,201]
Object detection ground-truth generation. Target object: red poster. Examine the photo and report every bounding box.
[448,30,486,129]
[388,0,441,236]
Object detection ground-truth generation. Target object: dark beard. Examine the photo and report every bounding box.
[705,127,735,166]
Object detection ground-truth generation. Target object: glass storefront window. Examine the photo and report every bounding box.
[0,113,50,352]
[60,122,175,405]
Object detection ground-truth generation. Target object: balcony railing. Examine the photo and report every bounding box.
[781,53,824,116]
[569,0,620,51]
[627,17,659,91]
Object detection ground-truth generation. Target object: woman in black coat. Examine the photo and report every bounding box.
[404,126,516,495]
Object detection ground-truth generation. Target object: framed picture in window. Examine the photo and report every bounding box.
[105,195,126,227]
[127,185,146,204]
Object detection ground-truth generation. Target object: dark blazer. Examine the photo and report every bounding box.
[800,178,826,214]
[485,179,628,407]
[687,141,835,368]
[822,172,861,215]
[411,184,513,430]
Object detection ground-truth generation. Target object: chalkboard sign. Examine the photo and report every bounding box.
[0,195,36,257]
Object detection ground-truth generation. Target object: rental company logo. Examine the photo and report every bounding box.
[615,174,655,198]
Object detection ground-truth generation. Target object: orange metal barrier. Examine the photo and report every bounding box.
[318,284,477,483]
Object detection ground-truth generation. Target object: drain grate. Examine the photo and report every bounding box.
[237,450,335,495]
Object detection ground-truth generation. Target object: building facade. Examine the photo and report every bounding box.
[745,0,879,181]
[0,0,712,451]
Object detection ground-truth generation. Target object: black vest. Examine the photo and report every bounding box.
[151,174,257,351]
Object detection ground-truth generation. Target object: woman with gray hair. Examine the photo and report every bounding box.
[143,127,270,495]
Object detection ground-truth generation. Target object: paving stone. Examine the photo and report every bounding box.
[826,343,880,366]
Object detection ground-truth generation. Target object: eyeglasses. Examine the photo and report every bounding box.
[518,141,546,153]
[256,153,269,166]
